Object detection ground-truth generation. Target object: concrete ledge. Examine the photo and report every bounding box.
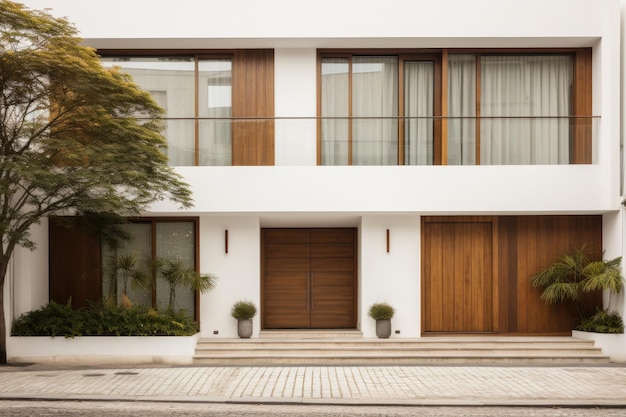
[7,333,199,365]
[572,330,626,362]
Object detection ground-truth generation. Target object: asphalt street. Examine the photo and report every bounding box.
[1,401,626,417]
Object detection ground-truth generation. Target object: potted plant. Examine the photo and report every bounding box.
[231,300,257,338]
[531,245,624,334]
[368,302,395,338]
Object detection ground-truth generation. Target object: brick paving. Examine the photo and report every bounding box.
[1,365,626,406]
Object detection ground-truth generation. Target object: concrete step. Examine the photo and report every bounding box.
[192,335,610,366]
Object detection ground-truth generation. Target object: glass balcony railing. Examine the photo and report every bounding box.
[150,116,599,166]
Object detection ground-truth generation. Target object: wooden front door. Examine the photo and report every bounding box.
[262,228,357,329]
[422,219,494,333]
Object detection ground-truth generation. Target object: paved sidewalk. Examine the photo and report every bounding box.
[1,364,626,406]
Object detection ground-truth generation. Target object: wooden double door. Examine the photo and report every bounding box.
[262,228,357,329]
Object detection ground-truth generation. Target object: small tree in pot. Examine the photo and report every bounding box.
[368,302,395,338]
[231,300,257,338]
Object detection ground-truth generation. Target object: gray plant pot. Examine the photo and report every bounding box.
[375,319,391,338]
[237,319,253,338]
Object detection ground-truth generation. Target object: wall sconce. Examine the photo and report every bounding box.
[386,229,390,253]
[225,229,229,254]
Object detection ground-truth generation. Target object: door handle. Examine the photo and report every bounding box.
[306,272,310,311]
[309,272,313,311]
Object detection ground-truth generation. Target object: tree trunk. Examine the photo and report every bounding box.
[0,257,8,364]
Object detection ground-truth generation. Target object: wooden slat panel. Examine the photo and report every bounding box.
[426,215,602,335]
[506,215,601,334]
[232,50,274,166]
[49,217,102,309]
[422,221,493,333]
[263,271,310,328]
[571,49,592,164]
[311,271,355,328]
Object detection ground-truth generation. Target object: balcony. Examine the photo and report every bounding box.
[139,115,618,216]
[153,116,600,167]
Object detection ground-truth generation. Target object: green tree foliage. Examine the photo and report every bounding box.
[0,1,193,363]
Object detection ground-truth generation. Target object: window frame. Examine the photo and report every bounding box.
[317,48,592,165]
[98,49,275,166]
[103,217,201,320]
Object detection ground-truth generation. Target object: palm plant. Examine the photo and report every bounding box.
[531,245,624,332]
[156,258,217,311]
[106,254,151,307]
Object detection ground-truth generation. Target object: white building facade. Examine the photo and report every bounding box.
[5,0,626,351]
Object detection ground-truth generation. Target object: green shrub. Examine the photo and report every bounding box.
[12,301,199,337]
[576,309,624,334]
[231,300,257,320]
[368,302,395,320]
[11,300,83,337]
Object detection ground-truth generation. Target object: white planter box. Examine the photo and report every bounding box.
[572,330,626,362]
[7,333,199,365]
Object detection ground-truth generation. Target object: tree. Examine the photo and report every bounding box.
[0,1,193,363]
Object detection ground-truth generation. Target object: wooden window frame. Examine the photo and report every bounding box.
[115,217,201,321]
[317,48,593,165]
[317,50,442,165]
[98,49,275,166]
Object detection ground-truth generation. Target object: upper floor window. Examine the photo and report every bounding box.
[320,54,440,165]
[101,50,274,166]
[318,49,592,166]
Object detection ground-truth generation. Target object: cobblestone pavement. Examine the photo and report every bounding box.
[1,365,626,407]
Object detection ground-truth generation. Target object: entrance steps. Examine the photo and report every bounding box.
[193,331,611,366]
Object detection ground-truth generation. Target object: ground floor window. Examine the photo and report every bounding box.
[102,219,198,315]
[48,217,199,318]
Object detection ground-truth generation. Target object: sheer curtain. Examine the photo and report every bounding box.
[404,61,434,165]
[198,59,232,166]
[321,58,349,165]
[352,57,398,165]
[447,55,477,165]
[481,55,573,165]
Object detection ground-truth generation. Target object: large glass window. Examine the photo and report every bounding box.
[320,50,589,166]
[321,55,436,165]
[101,220,198,316]
[448,54,573,165]
[101,57,196,166]
[102,51,275,166]
[199,59,232,166]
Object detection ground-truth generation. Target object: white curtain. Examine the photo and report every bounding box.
[481,55,573,165]
[321,58,350,165]
[198,59,232,166]
[404,61,434,165]
[447,54,477,165]
[352,57,398,165]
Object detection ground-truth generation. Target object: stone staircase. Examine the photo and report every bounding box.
[193,330,611,365]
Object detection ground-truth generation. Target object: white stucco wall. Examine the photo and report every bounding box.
[198,216,261,338]
[360,216,421,338]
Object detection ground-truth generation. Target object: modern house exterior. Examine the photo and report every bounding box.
[5,0,626,359]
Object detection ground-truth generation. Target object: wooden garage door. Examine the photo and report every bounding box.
[262,228,357,329]
[422,220,494,333]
